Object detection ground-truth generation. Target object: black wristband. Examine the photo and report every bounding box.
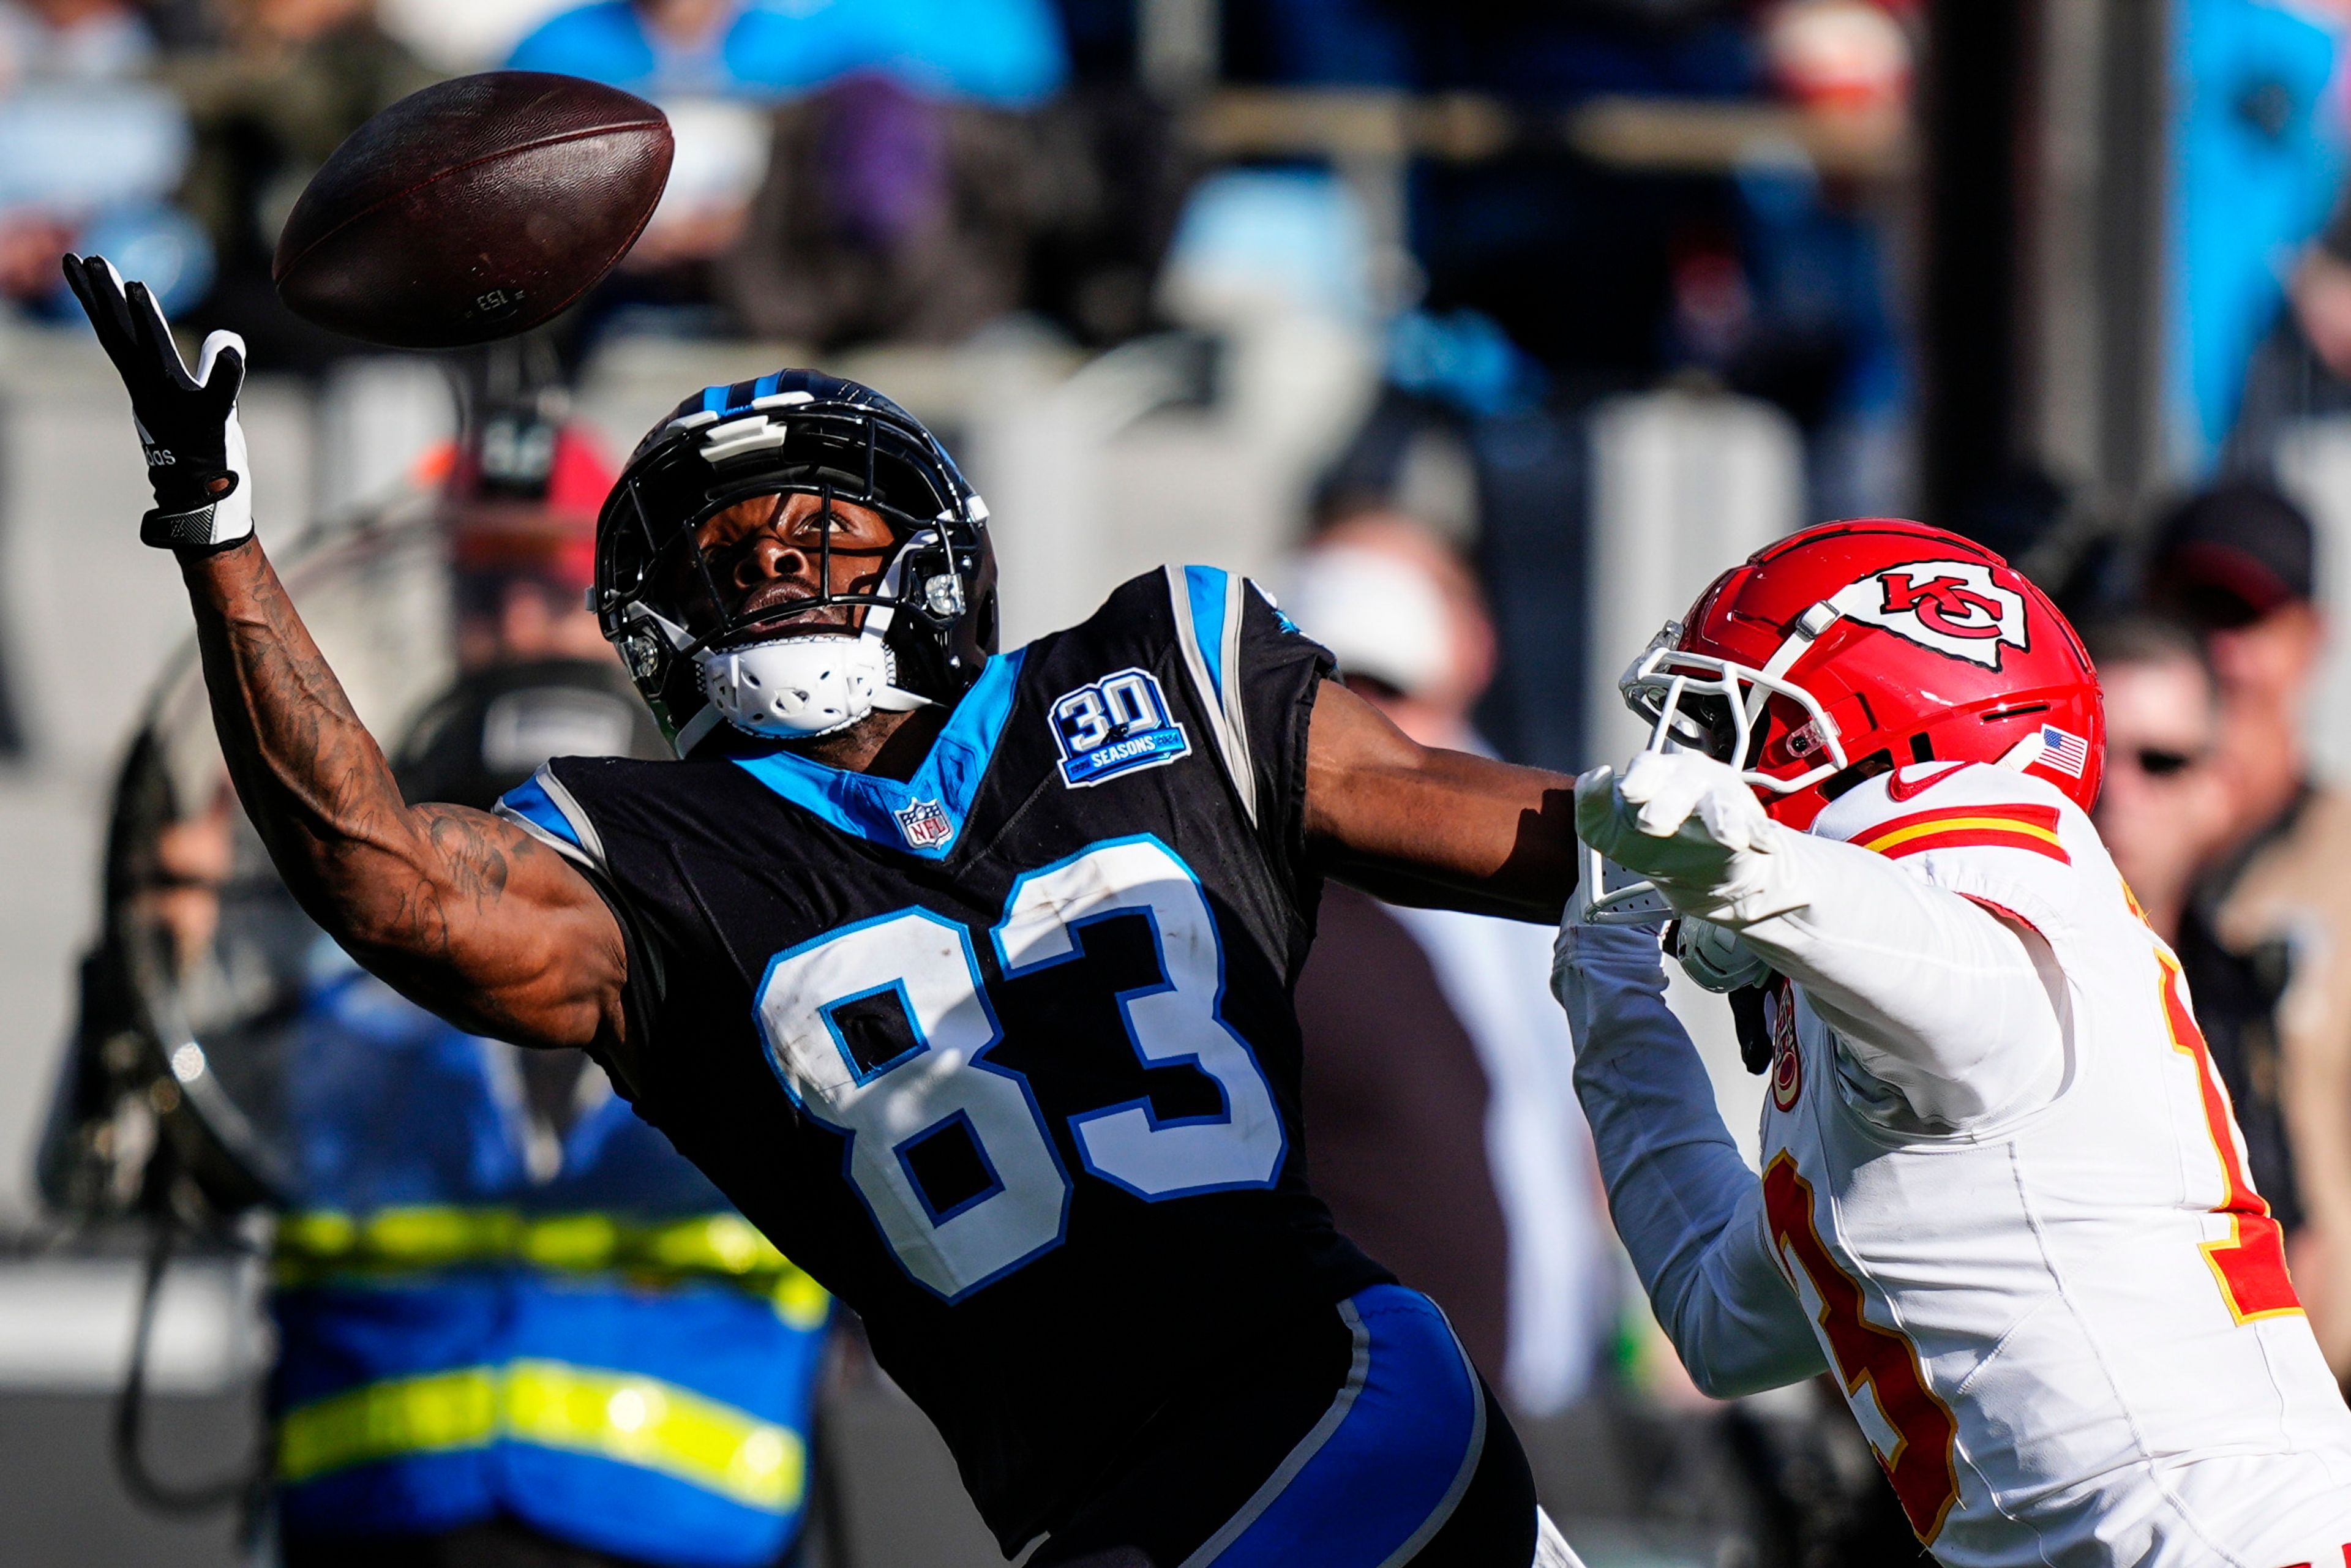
[140,503,223,550]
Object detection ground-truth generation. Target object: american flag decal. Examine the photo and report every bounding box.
[2038,724,2089,779]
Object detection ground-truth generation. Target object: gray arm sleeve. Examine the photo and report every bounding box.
[1552,921,1828,1398]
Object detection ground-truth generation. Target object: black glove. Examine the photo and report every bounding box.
[60,253,254,550]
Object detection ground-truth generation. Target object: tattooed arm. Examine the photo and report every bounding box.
[57,255,627,1063]
[184,541,631,1065]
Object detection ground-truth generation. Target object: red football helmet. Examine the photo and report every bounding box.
[1620,518,2103,829]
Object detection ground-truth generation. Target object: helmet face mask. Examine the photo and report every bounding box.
[596,375,997,754]
[1618,631,1853,798]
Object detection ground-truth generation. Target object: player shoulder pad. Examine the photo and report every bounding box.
[1161,564,1296,830]
[495,761,610,876]
[1809,760,2109,940]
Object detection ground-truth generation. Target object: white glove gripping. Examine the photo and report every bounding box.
[1575,751,2069,1125]
[60,253,253,551]
[1573,751,1809,926]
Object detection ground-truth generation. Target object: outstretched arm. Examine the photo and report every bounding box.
[1578,750,2065,1125]
[184,541,628,1058]
[1553,920,1826,1397]
[64,254,627,1065]
[1302,677,1580,923]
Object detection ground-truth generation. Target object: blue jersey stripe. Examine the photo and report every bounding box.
[1183,565,1229,713]
[729,649,1026,860]
[1199,1285,1482,1567]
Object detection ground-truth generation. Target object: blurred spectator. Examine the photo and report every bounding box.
[2289,224,2351,381]
[162,0,435,367]
[1762,0,1911,116]
[2148,481,2351,1378]
[2082,617,2304,1256]
[506,0,1065,105]
[511,0,1086,341]
[1314,379,1588,773]
[715,41,1193,349]
[2083,616,2235,943]
[440,427,617,668]
[1017,82,1193,347]
[716,73,1048,348]
[1282,511,1614,1419]
[0,0,149,78]
[0,0,211,318]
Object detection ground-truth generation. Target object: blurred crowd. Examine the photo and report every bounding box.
[33,0,2351,1564]
[2078,480,2351,1385]
[0,0,1922,433]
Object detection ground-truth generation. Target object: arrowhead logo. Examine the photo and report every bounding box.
[1831,560,2029,668]
[1768,978,1802,1112]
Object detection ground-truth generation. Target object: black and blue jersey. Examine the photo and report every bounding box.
[497,567,1392,1552]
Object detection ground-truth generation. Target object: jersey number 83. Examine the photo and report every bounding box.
[753,836,1286,1300]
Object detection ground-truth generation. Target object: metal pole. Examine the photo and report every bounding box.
[2094,0,2171,511]
[1138,0,1218,100]
[1922,0,2036,529]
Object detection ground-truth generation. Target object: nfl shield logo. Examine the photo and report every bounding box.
[894,797,954,852]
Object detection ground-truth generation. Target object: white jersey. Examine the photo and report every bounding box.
[1556,758,2351,1568]
[1778,762,2351,1563]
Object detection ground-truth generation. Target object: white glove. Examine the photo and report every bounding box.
[1673,917,1770,992]
[1573,751,1808,926]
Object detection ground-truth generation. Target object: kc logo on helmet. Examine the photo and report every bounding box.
[1830,559,2029,669]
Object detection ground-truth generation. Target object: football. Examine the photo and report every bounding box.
[272,72,673,350]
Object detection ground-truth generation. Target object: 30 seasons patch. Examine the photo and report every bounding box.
[1049,669,1191,788]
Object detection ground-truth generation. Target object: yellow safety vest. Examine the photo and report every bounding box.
[272,1207,829,1508]
[272,1207,830,1328]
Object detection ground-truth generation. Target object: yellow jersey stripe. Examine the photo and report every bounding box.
[1859,816,2066,855]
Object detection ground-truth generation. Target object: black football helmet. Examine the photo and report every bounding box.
[593,370,998,754]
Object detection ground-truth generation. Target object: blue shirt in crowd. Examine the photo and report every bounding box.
[506,0,1067,105]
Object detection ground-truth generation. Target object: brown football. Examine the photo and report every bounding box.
[273,72,673,350]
